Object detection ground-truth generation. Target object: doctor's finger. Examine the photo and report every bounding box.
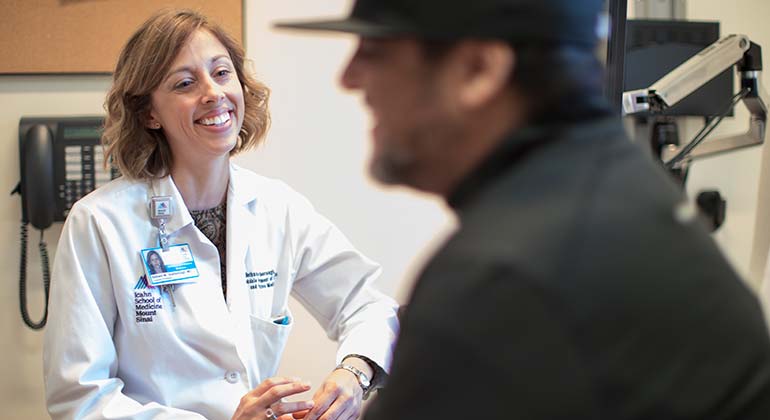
[336,404,358,420]
[304,386,341,420]
[261,382,313,405]
[272,399,315,416]
[253,377,305,396]
[317,397,355,420]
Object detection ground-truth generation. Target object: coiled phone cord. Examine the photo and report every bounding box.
[19,222,50,330]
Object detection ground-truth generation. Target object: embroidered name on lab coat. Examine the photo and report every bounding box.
[133,275,164,323]
[245,270,277,290]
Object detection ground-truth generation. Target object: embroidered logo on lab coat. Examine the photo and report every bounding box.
[133,275,163,323]
[245,270,277,290]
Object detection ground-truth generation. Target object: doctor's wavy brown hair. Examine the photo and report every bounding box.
[102,9,270,180]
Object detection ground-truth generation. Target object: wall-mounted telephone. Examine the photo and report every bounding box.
[13,116,119,330]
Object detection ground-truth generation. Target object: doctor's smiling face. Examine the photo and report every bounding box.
[103,10,270,180]
[147,29,246,167]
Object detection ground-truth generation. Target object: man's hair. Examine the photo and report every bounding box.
[420,40,610,124]
[511,44,609,123]
[102,9,270,180]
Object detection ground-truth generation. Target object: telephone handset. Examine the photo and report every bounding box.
[13,116,119,330]
[22,124,56,230]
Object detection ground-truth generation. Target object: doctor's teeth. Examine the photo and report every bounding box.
[199,113,230,126]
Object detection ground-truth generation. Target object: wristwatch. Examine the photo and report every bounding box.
[335,363,371,396]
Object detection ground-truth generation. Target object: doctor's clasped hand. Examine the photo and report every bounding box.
[232,359,371,420]
[231,377,313,420]
[302,356,372,420]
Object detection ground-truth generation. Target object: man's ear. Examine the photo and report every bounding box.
[453,40,515,109]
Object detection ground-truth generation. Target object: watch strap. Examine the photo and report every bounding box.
[335,363,371,395]
[341,354,387,400]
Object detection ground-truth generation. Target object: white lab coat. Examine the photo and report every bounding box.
[43,163,399,420]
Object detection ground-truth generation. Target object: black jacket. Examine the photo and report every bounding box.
[364,116,770,419]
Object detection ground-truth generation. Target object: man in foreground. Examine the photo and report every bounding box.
[277,0,770,418]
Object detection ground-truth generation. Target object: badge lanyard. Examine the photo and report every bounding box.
[150,196,173,251]
[149,196,177,306]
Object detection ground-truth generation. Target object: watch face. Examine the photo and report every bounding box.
[359,373,370,388]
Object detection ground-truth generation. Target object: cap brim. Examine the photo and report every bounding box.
[274,17,413,38]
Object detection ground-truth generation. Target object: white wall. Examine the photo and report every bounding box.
[0,76,111,419]
[685,1,770,290]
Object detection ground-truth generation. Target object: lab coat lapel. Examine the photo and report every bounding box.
[225,164,258,314]
[150,175,241,351]
[224,165,264,384]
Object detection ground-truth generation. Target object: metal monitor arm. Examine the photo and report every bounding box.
[623,34,767,165]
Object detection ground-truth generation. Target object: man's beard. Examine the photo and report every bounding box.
[370,157,406,186]
[368,139,418,187]
[368,112,457,192]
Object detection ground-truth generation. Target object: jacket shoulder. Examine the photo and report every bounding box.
[67,177,148,220]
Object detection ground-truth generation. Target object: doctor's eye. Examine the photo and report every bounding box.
[174,79,195,90]
[214,68,232,79]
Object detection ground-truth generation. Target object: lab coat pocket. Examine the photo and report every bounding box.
[249,310,294,379]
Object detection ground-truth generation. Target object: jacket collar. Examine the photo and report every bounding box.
[447,114,621,210]
[149,163,258,234]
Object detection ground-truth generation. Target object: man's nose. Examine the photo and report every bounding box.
[339,56,361,91]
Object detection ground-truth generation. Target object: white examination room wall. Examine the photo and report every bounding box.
[2,1,770,418]
[681,1,770,293]
[0,76,110,418]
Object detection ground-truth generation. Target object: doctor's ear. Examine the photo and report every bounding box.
[452,40,515,109]
[146,115,162,130]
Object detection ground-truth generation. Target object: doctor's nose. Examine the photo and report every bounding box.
[201,78,225,104]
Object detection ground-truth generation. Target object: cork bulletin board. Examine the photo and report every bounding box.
[0,0,243,74]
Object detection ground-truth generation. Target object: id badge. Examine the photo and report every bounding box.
[140,243,200,286]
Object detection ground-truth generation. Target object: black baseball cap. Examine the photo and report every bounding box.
[275,0,604,47]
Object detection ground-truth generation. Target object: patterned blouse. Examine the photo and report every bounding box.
[189,201,227,299]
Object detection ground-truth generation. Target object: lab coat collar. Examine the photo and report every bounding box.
[224,163,259,313]
[149,163,259,235]
[227,163,260,209]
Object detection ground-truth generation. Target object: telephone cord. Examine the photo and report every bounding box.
[19,222,50,330]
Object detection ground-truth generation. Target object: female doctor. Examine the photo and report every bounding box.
[43,9,398,420]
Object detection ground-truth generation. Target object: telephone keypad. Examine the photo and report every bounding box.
[59,144,117,212]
